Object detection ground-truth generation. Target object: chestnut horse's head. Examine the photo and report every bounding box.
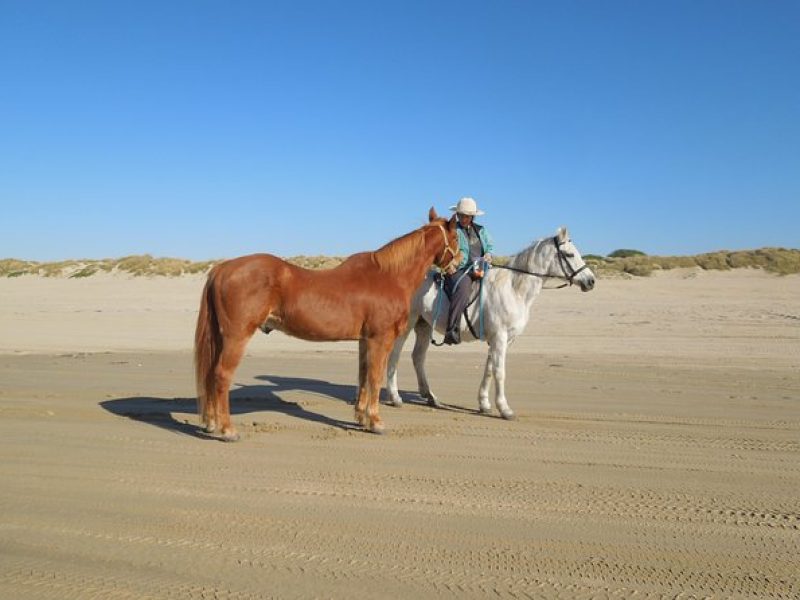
[428,207,460,273]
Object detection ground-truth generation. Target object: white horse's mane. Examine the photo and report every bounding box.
[493,237,550,293]
[509,238,546,268]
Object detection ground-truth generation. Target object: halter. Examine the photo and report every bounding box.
[434,223,460,273]
[494,236,590,288]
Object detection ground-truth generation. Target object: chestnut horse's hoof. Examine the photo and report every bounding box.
[220,431,241,442]
[369,422,386,435]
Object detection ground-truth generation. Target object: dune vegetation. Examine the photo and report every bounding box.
[1,248,798,278]
[584,247,800,277]
[0,255,344,278]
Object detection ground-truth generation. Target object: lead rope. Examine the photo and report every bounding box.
[478,268,485,340]
[429,274,447,346]
[465,262,487,341]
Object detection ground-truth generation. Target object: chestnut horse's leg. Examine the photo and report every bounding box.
[202,396,217,434]
[355,337,369,427]
[213,333,249,442]
[364,333,394,434]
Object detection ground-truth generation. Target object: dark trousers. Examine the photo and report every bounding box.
[444,269,472,334]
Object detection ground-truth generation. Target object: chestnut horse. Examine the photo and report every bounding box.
[194,208,460,441]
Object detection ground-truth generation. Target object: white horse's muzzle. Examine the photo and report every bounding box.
[577,269,596,292]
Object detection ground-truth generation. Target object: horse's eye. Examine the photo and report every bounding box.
[563,251,575,258]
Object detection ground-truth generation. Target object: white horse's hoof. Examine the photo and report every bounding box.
[421,391,441,408]
[500,410,516,421]
[388,397,403,407]
[479,406,492,416]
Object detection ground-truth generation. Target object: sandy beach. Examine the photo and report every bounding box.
[0,268,798,599]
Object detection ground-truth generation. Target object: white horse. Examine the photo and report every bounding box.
[386,227,596,419]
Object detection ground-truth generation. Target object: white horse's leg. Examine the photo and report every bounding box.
[477,351,494,414]
[489,332,515,420]
[386,325,412,407]
[411,319,441,408]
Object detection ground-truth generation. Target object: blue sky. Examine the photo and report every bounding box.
[2,0,798,260]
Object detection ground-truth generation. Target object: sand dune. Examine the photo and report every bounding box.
[0,268,798,598]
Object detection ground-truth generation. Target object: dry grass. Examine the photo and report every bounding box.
[0,254,345,278]
[0,256,219,278]
[2,248,798,278]
[585,248,800,277]
[285,255,345,270]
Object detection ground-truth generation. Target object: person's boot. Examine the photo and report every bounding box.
[443,329,461,345]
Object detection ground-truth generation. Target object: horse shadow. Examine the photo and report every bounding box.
[99,374,449,440]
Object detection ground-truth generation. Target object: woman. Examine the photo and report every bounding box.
[443,197,494,345]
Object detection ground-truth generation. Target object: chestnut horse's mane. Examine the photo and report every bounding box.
[370,220,444,275]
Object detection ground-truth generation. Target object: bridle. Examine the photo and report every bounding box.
[434,222,460,274]
[494,236,590,288]
[553,236,591,285]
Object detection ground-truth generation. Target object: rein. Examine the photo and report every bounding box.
[493,264,570,289]
[493,236,589,289]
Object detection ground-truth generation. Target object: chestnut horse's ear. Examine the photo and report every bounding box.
[448,214,457,229]
[428,206,439,222]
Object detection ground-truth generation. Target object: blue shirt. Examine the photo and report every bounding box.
[455,222,494,270]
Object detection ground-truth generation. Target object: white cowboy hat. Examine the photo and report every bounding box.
[449,197,485,216]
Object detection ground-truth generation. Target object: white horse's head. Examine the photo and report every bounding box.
[548,227,596,292]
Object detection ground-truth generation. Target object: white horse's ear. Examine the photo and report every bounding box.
[557,227,569,243]
[428,207,439,222]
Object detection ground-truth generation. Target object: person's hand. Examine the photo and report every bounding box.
[483,253,493,264]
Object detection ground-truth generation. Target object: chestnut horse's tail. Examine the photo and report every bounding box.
[194,267,221,424]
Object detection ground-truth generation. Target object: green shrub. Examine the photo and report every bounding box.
[608,249,647,258]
